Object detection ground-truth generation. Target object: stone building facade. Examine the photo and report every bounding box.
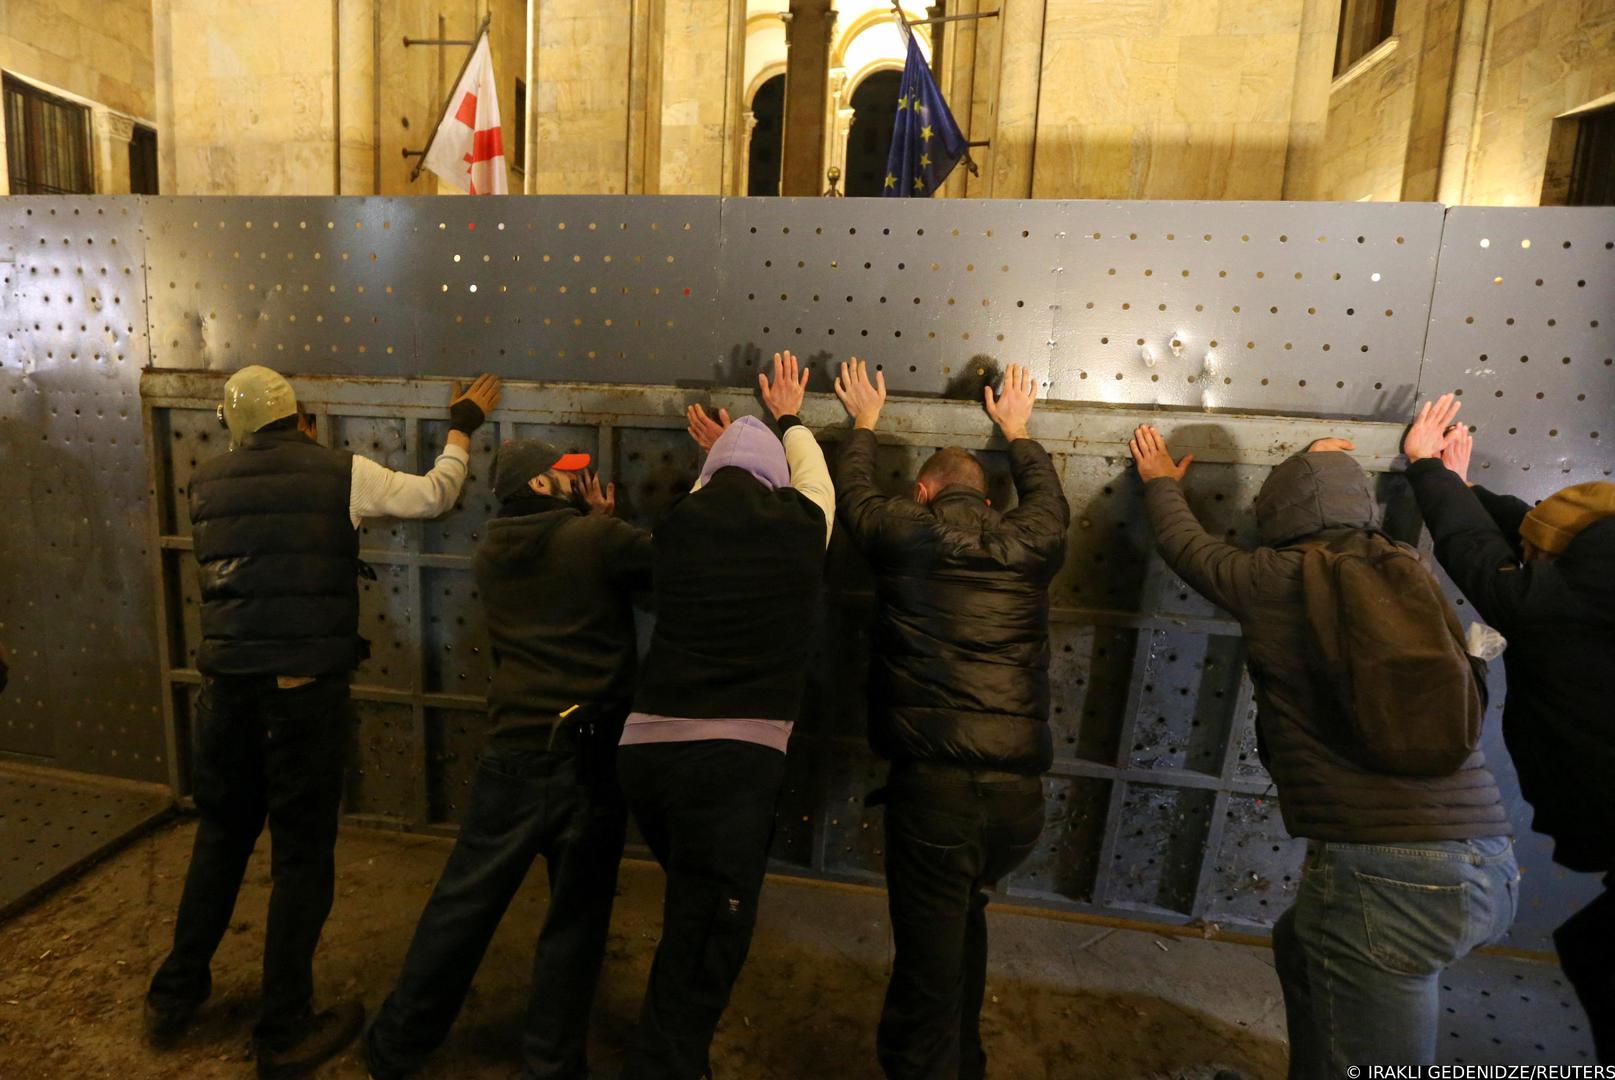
[0,0,1609,203]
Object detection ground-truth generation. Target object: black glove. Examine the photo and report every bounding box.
[0,647,9,695]
[449,397,487,435]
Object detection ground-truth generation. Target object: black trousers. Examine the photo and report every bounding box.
[617,740,788,1080]
[367,738,628,1080]
[876,763,1045,1080]
[1556,874,1615,1064]
[147,675,350,1049]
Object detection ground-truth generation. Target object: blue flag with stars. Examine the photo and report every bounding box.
[882,30,968,197]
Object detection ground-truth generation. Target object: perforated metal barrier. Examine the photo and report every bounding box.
[3,198,1612,994]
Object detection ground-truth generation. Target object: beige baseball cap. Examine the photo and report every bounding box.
[217,365,298,447]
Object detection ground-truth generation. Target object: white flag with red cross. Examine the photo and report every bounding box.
[422,33,508,195]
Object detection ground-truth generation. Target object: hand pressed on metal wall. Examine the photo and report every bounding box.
[759,351,810,422]
[984,363,1038,442]
[447,373,505,450]
[685,404,731,452]
[834,358,886,430]
[1440,423,1474,485]
[1129,424,1195,483]
[1403,391,1462,463]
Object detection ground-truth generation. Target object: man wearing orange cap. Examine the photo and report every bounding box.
[368,438,648,1080]
[1404,393,1615,1063]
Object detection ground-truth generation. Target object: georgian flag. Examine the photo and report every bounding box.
[422,33,508,194]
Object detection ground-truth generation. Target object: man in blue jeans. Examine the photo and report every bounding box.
[366,438,649,1080]
[1129,425,1517,1077]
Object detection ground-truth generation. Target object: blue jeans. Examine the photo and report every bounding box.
[1273,836,1519,1078]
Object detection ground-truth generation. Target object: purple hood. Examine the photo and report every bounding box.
[698,415,791,490]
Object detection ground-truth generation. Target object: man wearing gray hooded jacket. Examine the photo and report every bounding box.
[1129,425,1517,1079]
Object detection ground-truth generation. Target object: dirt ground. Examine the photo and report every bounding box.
[0,817,1288,1079]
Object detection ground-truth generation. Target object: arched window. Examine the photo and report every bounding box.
[747,74,786,196]
[844,70,902,197]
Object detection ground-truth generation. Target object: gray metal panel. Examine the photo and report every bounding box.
[0,197,164,781]
[0,766,172,916]
[1419,207,1615,952]
[1419,206,1615,494]
[717,198,1444,418]
[1048,201,1445,417]
[1440,953,1597,1062]
[141,196,725,385]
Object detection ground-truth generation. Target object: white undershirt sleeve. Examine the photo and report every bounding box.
[348,442,470,527]
[783,425,835,549]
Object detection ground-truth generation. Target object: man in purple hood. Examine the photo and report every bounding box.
[617,351,835,1080]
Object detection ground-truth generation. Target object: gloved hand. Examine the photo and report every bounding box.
[0,644,9,695]
[449,374,503,434]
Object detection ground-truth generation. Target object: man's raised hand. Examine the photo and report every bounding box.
[759,350,810,421]
[686,404,731,452]
[581,471,616,517]
[1440,424,1474,485]
[834,358,887,430]
[1404,392,1461,462]
[1129,424,1195,483]
[985,364,1037,441]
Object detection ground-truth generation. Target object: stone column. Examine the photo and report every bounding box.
[739,108,759,193]
[988,0,1045,198]
[779,0,834,196]
[94,110,136,195]
[822,67,848,192]
[831,105,855,182]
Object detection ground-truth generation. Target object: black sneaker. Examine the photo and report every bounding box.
[255,1000,366,1080]
[143,997,199,1050]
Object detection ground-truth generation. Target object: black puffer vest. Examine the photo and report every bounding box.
[189,427,359,677]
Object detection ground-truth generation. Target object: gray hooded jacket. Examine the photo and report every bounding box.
[1144,452,1510,844]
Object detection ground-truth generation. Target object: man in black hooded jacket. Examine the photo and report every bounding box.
[366,438,650,1080]
[832,359,1069,1080]
[1404,394,1615,1062]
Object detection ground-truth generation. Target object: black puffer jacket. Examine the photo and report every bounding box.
[835,428,1070,775]
[1407,460,1615,873]
[1145,452,1510,843]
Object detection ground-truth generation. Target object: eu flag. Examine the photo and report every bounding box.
[882,30,968,198]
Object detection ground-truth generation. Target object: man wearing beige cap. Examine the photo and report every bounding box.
[146,365,501,1079]
[1405,393,1615,1063]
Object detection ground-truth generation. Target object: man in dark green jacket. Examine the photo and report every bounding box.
[1130,424,1516,1078]
[367,438,651,1080]
[834,359,1068,1080]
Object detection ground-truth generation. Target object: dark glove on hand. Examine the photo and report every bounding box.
[449,398,486,435]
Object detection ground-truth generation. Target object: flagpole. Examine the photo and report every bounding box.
[889,2,985,180]
[404,12,493,183]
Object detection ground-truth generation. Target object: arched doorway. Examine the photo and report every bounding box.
[844,70,902,197]
[747,74,785,196]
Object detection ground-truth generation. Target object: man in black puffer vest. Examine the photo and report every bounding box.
[367,438,650,1080]
[832,360,1069,1080]
[145,365,501,1080]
